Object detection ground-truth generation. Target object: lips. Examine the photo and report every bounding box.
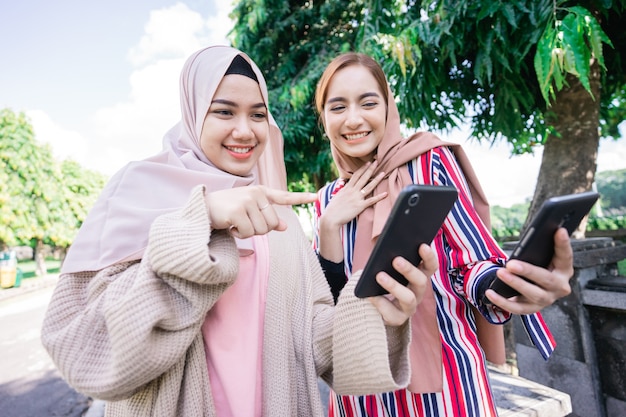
[224,144,255,159]
[343,132,369,141]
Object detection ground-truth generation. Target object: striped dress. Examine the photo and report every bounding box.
[313,146,555,417]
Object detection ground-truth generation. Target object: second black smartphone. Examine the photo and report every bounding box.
[487,190,600,300]
[354,184,458,298]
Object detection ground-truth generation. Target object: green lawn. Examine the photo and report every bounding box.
[17,258,62,279]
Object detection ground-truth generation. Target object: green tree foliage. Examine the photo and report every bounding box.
[0,108,56,246]
[230,0,364,190]
[60,160,106,225]
[231,1,625,233]
[534,6,611,105]
[0,108,106,252]
[596,168,626,212]
[360,1,622,148]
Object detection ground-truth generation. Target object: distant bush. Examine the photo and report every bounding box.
[491,201,530,241]
[596,168,626,211]
[490,168,626,241]
[587,215,626,231]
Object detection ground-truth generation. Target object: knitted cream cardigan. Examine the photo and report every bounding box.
[42,186,412,416]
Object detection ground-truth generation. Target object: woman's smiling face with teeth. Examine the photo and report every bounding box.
[323,64,387,162]
[200,74,269,176]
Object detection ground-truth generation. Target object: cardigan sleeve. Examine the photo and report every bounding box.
[312,182,411,394]
[41,185,240,401]
[278,205,411,396]
[329,271,411,395]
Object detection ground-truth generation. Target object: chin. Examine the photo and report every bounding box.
[346,150,376,160]
[228,162,258,177]
[341,144,377,158]
[231,169,254,177]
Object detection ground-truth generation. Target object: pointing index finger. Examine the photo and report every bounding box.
[266,188,317,207]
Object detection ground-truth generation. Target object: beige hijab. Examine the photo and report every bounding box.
[331,83,502,392]
[62,46,287,274]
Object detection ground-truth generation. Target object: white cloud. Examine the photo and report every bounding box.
[128,3,214,67]
[205,1,236,46]
[88,58,183,174]
[597,121,626,172]
[45,2,234,176]
[27,110,89,165]
[87,2,234,175]
[440,128,542,207]
[127,2,233,68]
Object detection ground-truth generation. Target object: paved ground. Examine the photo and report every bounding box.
[0,274,94,417]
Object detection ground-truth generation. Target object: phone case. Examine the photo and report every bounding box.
[488,190,600,299]
[354,184,458,298]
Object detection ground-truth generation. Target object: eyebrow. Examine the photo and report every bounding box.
[211,99,267,109]
[326,91,381,105]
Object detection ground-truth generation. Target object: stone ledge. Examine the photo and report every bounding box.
[582,288,626,309]
[490,365,572,417]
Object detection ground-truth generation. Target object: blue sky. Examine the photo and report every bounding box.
[1,1,625,207]
[1,0,219,126]
[1,1,232,176]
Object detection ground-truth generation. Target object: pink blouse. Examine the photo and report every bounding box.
[202,235,269,416]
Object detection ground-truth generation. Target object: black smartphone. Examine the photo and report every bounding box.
[487,190,600,299]
[354,184,458,298]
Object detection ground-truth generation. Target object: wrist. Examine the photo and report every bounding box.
[477,269,499,305]
[319,214,342,234]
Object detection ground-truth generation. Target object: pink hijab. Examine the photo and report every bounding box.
[327,64,499,392]
[62,46,287,274]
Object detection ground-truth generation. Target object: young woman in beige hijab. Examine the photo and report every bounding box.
[41,46,438,417]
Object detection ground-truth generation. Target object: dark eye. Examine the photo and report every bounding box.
[330,104,346,112]
[211,108,233,116]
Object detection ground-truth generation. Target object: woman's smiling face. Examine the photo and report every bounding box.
[200,74,269,176]
[322,64,387,163]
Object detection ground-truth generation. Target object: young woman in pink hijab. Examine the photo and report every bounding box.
[41,46,439,417]
[313,53,575,417]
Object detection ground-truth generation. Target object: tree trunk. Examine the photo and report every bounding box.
[506,61,602,367]
[35,239,47,277]
[524,59,601,238]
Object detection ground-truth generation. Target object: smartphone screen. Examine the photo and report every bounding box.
[354,184,458,298]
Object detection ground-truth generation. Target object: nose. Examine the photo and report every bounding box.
[345,105,364,128]
[232,117,254,140]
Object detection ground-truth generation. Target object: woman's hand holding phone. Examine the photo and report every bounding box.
[483,191,596,314]
[366,244,438,326]
[484,228,574,315]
